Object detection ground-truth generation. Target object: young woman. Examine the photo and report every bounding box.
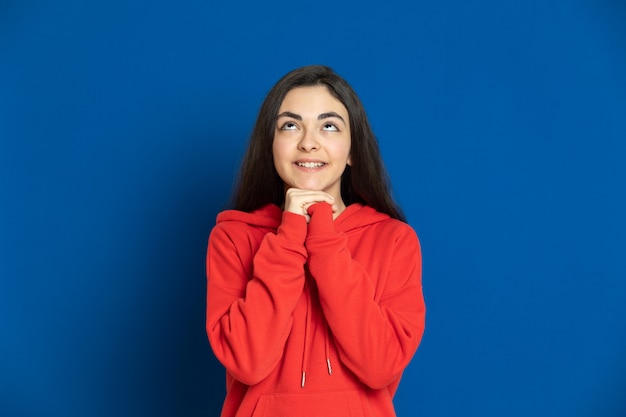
[206,65,425,417]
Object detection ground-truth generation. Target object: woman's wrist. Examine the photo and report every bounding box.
[306,202,336,236]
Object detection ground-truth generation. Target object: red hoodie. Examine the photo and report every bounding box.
[206,202,425,417]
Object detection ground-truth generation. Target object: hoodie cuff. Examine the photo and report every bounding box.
[307,202,336,236]
[277,211,308,245]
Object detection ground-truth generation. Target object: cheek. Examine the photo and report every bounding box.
[342,141,352,165]
[272,138,290,170]
[271,138,282,160]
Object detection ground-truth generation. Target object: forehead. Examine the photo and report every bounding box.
[279,86,348,115]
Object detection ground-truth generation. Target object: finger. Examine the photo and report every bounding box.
[283,189,338,220]
[285,189,335,207]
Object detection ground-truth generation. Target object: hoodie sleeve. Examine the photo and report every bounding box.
[306,203,425,390]
[206,211,308,385]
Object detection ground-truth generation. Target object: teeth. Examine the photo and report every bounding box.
[297,162,325,168]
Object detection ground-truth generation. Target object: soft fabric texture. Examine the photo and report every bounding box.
[206,202,425,417]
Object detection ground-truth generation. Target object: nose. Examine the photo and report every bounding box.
[298,129,319,152]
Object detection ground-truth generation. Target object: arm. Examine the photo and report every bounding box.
[305,203,425,390]
[206,212,308,385]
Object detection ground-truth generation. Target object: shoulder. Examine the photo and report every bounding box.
[210,205,281,240]
[341,205,420,255]
[210,219,268,248]
[374,217,420,249]
[351,204,419,238]
[208,214,272,268]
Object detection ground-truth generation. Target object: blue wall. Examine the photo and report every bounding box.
[1,1,625,416]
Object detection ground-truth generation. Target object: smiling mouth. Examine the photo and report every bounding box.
[296,162,326,168]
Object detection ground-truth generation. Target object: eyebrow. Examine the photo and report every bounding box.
[277,111,302,121]
[318,112,346,124]
[276,111,346,125]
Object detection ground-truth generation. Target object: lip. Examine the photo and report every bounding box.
[293,159,328,170]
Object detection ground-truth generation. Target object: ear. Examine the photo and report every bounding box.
[347,154,352,166]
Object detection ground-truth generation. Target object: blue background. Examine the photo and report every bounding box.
[1,1,625,416]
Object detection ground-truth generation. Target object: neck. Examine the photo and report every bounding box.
[333,199,346,219]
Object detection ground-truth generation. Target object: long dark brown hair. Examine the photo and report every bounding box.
[231,65,405,222]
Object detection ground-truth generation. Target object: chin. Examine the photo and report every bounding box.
[292,182,323,191]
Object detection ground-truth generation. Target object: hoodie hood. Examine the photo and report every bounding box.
[216,203,391,232]
[216,204,283,229]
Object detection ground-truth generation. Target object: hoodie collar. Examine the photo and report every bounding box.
[216,203,391,232]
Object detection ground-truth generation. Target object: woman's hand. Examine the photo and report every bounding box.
[284,188,338,223]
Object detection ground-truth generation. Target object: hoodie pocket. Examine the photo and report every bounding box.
[252,390,366,417]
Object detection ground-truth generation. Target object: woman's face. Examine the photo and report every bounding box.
[272,86,351,203]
